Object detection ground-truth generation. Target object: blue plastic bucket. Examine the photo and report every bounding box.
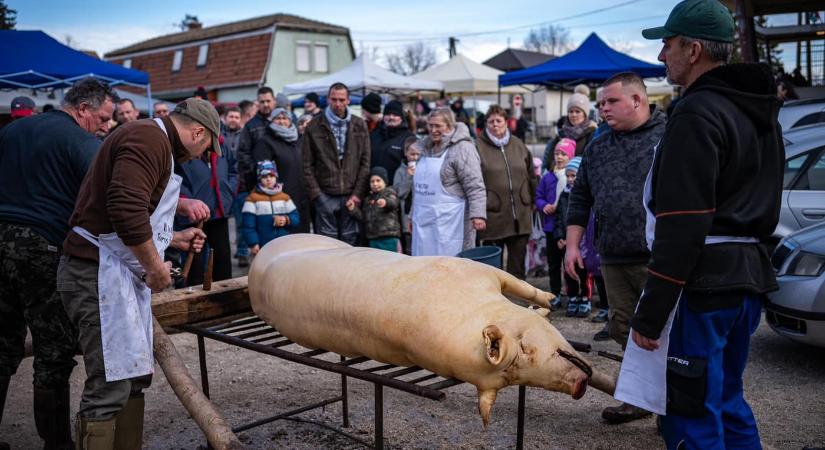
[456,246,503,269]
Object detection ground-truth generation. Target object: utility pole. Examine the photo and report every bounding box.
[448,37,458,58]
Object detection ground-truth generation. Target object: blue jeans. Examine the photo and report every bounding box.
[661,294,762,450]
[233,192,249,257]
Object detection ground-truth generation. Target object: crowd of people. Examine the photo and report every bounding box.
[0,0,792,448]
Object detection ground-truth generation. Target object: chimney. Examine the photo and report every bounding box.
[187,20,203,30]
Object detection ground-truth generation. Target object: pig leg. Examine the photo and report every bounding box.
[477,388,498,429]
[588,369,617,396]
[495,271,554,308]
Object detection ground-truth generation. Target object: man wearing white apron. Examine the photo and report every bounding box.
[58,98,219,448]
[616,2,785,448]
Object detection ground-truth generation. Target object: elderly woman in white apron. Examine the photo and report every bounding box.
[58,99,217,448]
[411,107,486,256]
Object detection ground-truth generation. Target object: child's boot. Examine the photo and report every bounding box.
[566,297,579,317]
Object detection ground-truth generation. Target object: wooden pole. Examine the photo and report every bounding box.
[203,248,214,291]
[152,316,244,450]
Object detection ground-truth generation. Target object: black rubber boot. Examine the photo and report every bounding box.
[0,375,10,450]
[34,385,75,450]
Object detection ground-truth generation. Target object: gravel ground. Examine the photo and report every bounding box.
[3,224,824,449]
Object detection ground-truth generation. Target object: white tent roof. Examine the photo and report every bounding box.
[412,54,527,95]
[282,55,443,96]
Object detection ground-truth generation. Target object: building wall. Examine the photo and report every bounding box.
[216,86,259,104]
[107,32,271,97]
[263,29,354,94]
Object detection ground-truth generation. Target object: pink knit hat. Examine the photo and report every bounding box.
[554,138,577,159]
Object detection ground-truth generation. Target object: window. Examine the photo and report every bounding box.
[314,44,328,73]
[123,59,132,69]
[793,112,825,128]
[804,151,825,191]
[172,50,183,72]
[197,44,209,67]
[296,43,310,72]
[784,153,811,188]
[788,148,825,191]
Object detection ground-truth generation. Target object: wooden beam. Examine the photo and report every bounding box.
[151,276,250,327]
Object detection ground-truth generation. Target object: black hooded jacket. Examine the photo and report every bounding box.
[369,121,414,177]
[632,64,785,339]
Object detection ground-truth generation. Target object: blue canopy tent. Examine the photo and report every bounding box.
[499,33,666,87]
[0,30,151,110]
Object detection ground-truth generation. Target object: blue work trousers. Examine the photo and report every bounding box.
[661,294,763,450]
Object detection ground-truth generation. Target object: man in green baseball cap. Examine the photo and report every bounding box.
[617,1,784,449]
[643,0,735,87]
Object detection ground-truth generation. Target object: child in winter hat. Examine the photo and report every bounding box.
[241,160,299,256]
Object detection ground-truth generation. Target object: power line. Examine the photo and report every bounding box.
[352,0,647,42]
[357,13,666,50]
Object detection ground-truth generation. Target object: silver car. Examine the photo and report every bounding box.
[766,222,825,348]
[776,124,825,240]
[778,97,825,131]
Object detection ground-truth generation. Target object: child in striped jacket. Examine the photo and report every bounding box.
[242,160,299,256]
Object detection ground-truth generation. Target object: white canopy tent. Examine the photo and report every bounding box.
[282,55,443,96]
[412,54,527,95]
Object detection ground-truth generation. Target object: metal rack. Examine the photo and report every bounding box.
[177,314,529,449]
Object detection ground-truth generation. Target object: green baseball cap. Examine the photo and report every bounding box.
[642,0,735,43]
[173,97,222,155]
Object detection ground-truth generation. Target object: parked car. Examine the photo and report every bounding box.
[775,123,825,241]
[779,97,825,131]
[765,221,825,348]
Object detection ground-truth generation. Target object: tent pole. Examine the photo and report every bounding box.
[147,84,153,118]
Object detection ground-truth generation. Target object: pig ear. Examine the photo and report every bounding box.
[483,325,506,366]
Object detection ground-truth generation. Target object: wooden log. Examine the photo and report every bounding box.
[181,220,205,284]
[203,248,214,291]
[152,316,245,450]
[151,276,250,328]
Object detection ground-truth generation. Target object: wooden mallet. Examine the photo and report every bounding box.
[180,219,204,284]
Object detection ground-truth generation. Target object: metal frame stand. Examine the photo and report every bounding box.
[180,316,528,449]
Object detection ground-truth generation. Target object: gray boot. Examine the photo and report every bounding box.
[34,385,74,450]
[75,415,116,450]
[113,394,144,450]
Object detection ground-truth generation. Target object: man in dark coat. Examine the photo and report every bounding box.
[369,100,414,178]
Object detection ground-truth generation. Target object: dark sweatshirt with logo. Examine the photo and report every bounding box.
[632,63,784,339]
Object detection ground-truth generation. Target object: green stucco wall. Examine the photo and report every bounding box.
[264,29,354,94]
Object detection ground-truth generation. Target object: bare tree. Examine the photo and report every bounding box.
[608,38,636,55]
[523,24,571,56]
[0,0,16,30]
[385,42,437,76]
[64,34,76,48]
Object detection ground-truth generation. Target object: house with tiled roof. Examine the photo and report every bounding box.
[104,14,355,102]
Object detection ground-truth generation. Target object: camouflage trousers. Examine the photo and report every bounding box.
[0,223,77,387]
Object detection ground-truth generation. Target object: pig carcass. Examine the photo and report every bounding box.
[248,234,616,426]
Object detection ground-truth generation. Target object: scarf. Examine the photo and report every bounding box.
[257,183,284,196]
[485,128,510,148]
[325,106,351,160]
[269,122,299,143]
[562,120,593,141]
[554,168,567,206]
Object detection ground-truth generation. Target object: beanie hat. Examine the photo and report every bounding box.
[361,93,382,114]
[275,93,290,109]
[555,138,577,160]
[10,96,35,118]
[305,92,320,104]
[383,100,404,117]
[269,107,290,121]
[567,93,591,115]
[566,156,582,174]
[193,86,208,99]
[574,84,591,97]
[257,160,278,179]
[369,166,389,185]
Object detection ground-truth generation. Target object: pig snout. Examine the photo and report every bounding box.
[557,349,592,399]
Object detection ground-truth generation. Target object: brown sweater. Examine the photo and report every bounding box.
[64,117,190,261]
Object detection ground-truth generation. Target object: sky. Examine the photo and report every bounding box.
[8,0,804,69]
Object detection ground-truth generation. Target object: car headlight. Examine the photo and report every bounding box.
[786,251,825,277]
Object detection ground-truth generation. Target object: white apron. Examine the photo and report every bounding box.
[615,143,758,415]
[411,147,465,256]
[73,118,181,382]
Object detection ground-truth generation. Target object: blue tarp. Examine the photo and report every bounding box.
[499,33,665,86]
[0,30,149,89]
